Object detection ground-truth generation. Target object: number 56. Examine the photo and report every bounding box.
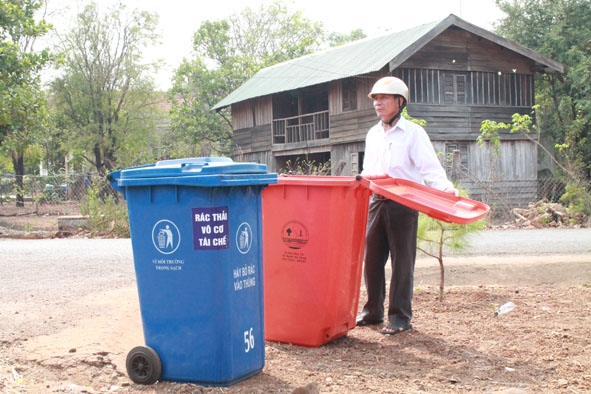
[243,327,255,353]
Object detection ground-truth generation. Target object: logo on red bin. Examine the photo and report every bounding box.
[281,221,309,250]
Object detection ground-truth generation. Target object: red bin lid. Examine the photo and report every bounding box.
[358,176,489,224]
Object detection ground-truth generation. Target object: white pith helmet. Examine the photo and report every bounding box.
[368,76,409,102]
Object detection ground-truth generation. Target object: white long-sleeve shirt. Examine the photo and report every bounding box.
[361,116,454,191]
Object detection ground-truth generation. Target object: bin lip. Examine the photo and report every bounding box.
[273,175,365,187]
[116,173,277,188]
[119,159,269,179]
[108,158,277,188]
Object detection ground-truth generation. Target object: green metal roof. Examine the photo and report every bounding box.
[213,19,440,110]
[213,14,564,110]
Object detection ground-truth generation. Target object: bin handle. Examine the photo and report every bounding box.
[180,162,208,173]
[355,174,389,191]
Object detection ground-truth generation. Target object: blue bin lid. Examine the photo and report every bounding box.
[109,157,277,190]
[121,157,268,178]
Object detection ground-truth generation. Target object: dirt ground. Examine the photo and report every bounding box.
[1,205,590,394]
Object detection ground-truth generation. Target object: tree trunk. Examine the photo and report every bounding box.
[438,222,445,300]
[438,256,445,301]
[94,143,104,175]
[11,152,25,207]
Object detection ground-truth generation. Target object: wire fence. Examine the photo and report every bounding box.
[1,167,588,227]
[452,170,571,223]
[444,149,590,226]
[0,172,99,216]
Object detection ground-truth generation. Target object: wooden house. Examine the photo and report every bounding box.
[213,14,563,208]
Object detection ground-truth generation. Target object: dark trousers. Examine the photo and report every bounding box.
[361,198,418,326]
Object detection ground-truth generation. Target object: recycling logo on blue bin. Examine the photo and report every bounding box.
[152,219,181,255]
[236,222,253,255]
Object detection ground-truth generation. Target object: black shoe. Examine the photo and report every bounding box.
[356,314,383,326]
[381,322,412,335]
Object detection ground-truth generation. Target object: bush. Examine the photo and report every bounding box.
[560,182,591,216]
[280,158,331,175]
[80,177,130,237]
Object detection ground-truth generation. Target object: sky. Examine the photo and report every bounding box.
[42,0,505,90]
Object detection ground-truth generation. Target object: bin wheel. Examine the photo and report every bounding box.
[125,346,162,385]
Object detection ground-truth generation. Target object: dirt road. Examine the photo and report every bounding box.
[1,229,590,393]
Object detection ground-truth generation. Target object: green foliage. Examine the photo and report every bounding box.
[478,110,537,155]
[23,143,43,172]
[417,214,487,258]
[476,117,509,215]
[280,158,331,175]
[0,0,53,206]
[481,104,591,217]
[402,108,427,127]
[327,29,367,47]
[560,182,591,216]
[478,119,505,157]
[167,55,233,158]
[80,176,129,238]
[495,0,591,181]
[0,154,12,173]
[227,1,324,68]
[167,0,360,160]
[0,0,52,88]
[416,188,487,299]
[0,84,49,153]
[50,2,161,174]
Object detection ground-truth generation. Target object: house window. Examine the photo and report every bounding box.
[443,73,467,105]
[394,68,533,107]
[342,79,357,112]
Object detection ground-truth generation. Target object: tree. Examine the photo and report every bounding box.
[50,2,161,175]
[495,0,591,181]
[166,28,235,158]
[417,214,487,300]
[0,0,52,206]
[327,29,367,47]
[167,0,326,158]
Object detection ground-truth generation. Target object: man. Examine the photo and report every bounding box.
[357,76,457,335]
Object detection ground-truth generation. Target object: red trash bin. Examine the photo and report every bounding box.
[261,175,372,347]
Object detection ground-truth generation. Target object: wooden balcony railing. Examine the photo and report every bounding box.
[272,111,329,144]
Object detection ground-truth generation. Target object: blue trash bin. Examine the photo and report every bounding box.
[108,157,277,386]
